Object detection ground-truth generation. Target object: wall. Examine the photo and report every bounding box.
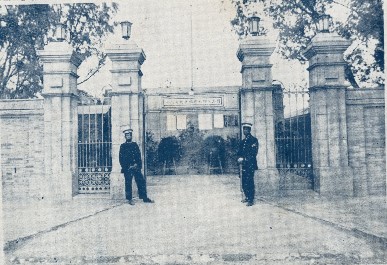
[0,100,45,201]
[346,88,386,196]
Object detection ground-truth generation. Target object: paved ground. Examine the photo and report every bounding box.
[3,174,387,264]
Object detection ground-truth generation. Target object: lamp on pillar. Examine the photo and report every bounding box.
[248,16,260,36]
[121,21,132,40]
[55,23,66,42]
[317,14,331,33]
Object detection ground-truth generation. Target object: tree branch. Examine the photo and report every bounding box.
[77,54,107,85]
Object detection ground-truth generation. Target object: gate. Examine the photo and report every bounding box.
[77,97,112,193]
[273,85,313,190]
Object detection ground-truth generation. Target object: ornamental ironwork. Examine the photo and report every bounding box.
[77,97,112,193]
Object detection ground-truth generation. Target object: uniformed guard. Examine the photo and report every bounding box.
[119,128,154,205]
[237,122,259,206]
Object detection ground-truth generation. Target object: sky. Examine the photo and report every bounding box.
[76,0,308,97]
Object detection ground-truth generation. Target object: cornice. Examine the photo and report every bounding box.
[240,86,276,92]
[307,62,347,72]
[42,71,79,79]
[240,64,273,73]
[308,85,348,92]
[41,92,79,99]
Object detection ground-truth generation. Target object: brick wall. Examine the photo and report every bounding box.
[346,88,386,196]
[0,99,45,201]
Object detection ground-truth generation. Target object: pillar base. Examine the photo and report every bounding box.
[255,168,280,196]
[43,170,75,201]
[314,166,354,196]
[110,171,125,200]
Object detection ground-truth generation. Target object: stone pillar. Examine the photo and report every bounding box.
[37,41,82,200]
[237,36,279,196]
[106,41,146,200]
[303,32,353,196]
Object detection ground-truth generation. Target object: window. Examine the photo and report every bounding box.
[167,115,176,131]
[214,114,224,128]
[198,114,212,130]
[176,115,187,130]
[224,115,239,127]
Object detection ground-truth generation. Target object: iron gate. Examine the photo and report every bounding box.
[77,97,112,193]
[273,85,313,190]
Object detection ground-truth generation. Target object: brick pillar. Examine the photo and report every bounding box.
[106,41,146,200]
[37,41,82,200]
[237,36,279,196]
[304,32,353,196]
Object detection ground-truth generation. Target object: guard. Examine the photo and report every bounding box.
[119,129,154,205]
[237,122,259,206]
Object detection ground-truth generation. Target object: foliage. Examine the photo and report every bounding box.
[225,135,240,173]
[230,0,384,86]
[158,136,181,162]
[145,131,160,175]
[177,123,205,173]
[202,135,226,173]
[0,3,118,98]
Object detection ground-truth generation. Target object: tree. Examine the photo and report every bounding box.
[230,0,384,87]
[0,3,118,98]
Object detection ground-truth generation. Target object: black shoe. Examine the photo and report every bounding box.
[128,200,135,206]
[241,198,248,203]
[143,198,154,203]
[246,201,254,207]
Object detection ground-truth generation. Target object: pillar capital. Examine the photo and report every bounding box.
[303,32,352,59]
[106,40,146,94]
[105,42,146,65]
[37,41,83,66]
[303,32,352,88]
[37,41,83,96]
[237,36,276,62]
[237,36,276,88]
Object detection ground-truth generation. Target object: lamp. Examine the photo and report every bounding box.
[121,21,132,40]
[249,16,260,36]
[55,23,66,41]
[317,14,331,33]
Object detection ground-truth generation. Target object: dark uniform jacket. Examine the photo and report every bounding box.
[119,141,142,173]
[237,134,259,171]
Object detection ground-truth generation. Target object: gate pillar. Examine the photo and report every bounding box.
[106,41,146,200]
[37,41,82,200]
[237,36,279,196]
[303,30,353,196]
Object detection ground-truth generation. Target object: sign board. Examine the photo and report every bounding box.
[163,96,223,108]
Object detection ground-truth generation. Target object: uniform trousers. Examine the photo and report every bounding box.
[242,168,255,203]
[124,169,147,200]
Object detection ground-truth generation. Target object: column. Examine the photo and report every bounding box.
[106,41,146,200]
[237,36,279,196]
[37,41,82,200]
[303,31,353,196]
